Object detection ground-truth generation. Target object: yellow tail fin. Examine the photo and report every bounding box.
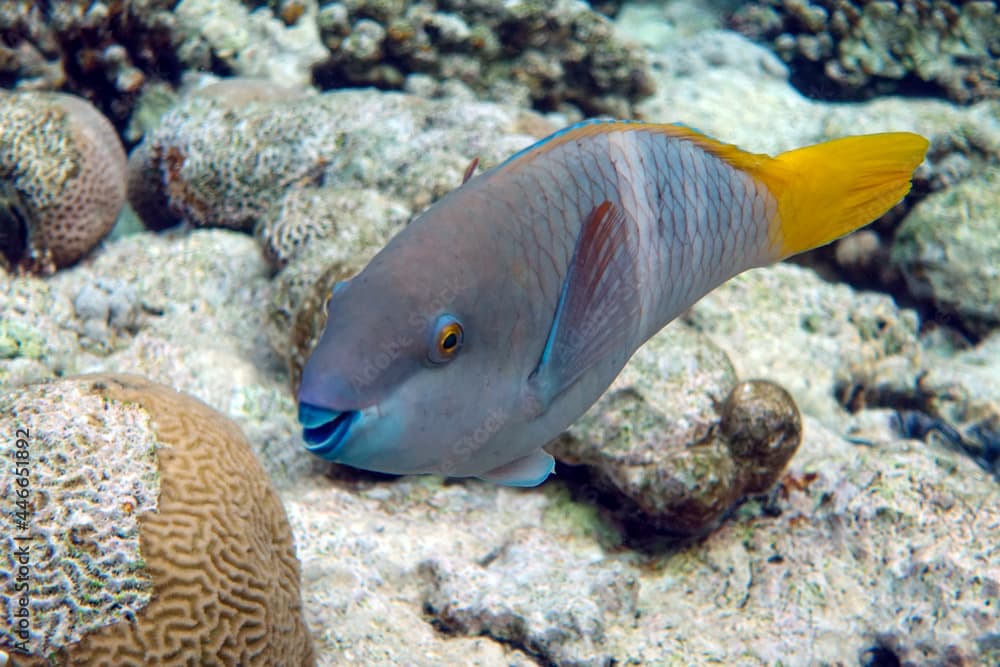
[753,133,929,259]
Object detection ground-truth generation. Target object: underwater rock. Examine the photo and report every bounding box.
[175,0,327,88]
[635,416,999,664]
[72,278,141,351]
[284,410,998,664]
[918,331,1000,478]
[0,374,314,665]
[891,169,1000,337]
[730,0,1000,105]
[0,1,180,125]
[419,527,640,667]
[257,183,409,267]
[721,380,802,495]
[549,325,801,537]
[0,92,126,274]
[687,262,922,429]
[312,0,655,117]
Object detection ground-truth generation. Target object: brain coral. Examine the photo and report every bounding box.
[731,0,1000,104]
[0,374,315,666]
[0,92,126,274]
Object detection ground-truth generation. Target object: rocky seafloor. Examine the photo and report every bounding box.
[1,1,999,666]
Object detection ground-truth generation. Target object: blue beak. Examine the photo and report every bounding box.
[298,402,360,460]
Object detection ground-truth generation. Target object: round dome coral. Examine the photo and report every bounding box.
[0,374,315,666]
[0,92,126,274]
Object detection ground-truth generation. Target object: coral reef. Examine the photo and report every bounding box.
[0,91,126,274]
[0,0,182,126]
[730,0,1000,104]
[44,228,321,487]
[0,374,314,665]
[313,0,655,116]
[127,84,545,266]
[174,0,327,88]
[419,527,640,667]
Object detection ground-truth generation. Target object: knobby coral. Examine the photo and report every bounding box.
[731,0,1000,103]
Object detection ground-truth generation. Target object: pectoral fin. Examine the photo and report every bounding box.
[477,449,555,487]
[527,200,641,411]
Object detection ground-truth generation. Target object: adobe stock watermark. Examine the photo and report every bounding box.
[439,405,510,477]
[4,427,34,658]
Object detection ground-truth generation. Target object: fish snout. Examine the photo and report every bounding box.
[298,402,361,460]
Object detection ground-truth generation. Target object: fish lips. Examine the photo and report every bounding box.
[299,402,362,460]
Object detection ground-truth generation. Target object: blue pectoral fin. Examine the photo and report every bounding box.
[527,200,642,411]
[478,450,555,487]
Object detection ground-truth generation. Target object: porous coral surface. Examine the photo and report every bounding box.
[0,91,126,273]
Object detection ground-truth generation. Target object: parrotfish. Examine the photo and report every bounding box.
[298,120,928,486]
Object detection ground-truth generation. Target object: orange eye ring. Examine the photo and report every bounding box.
[428,315,464,364]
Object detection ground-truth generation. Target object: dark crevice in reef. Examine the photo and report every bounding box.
[421,601,555,667]
[861,644,902,667]
[0,180,32,270]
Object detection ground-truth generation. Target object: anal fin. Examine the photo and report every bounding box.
[477,449,555,487]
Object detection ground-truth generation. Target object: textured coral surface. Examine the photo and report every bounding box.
[314,0,655,116]
[1,374,314,666]
[0,92,126,273]
[731,0,1000,104]
[0,380,159,657]
[0,0,181,125]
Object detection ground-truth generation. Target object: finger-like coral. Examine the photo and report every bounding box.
[0,1,182,126]
[314,0,655,116]
[0,374,315,666]
[731,0,1000,104]
[0,92,126,274]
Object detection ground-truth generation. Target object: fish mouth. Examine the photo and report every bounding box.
[298,402,361,460]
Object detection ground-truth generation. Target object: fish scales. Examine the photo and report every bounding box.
[297,120,928,486]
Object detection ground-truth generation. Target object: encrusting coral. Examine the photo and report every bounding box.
[0,374,315,666]
[0,91,126,274]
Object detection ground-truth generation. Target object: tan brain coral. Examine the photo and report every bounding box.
[0,92,126,274]
[0,374,315,666]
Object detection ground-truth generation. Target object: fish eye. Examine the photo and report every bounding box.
[428,314,464,365]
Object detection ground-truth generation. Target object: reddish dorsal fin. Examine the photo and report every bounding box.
[462,157,480,184]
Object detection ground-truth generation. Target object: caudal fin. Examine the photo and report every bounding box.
[754,133,929,259]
